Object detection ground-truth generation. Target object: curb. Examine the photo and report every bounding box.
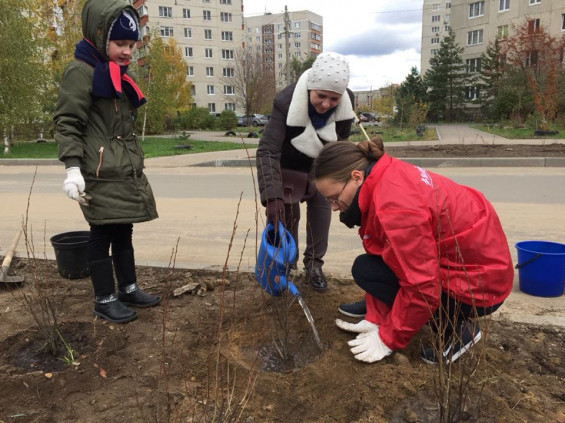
[191,157,565,168]
[2,157,565,168]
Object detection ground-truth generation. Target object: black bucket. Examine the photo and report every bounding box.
[50,231,90,279]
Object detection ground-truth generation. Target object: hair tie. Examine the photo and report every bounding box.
[367,150,373,161]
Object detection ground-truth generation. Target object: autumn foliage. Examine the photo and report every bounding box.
[500,18,565,130]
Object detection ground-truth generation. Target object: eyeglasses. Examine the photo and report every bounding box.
[325,178,350,206]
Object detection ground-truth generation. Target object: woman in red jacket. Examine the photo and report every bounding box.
[312,139,514,363]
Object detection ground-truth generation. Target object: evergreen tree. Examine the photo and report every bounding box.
[394,67,426,127]
[424,31,468,122]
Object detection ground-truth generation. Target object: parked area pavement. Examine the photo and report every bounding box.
[0,125,564,328]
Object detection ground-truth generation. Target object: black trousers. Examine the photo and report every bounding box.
[285,189,331,270]
[88,223,134,262]
[352,254,503,327]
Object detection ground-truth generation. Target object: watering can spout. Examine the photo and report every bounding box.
[255,221,300,297]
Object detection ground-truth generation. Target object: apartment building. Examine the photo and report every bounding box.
[244,10,323,90]
[421,0,565,93]
[133,0,244,114]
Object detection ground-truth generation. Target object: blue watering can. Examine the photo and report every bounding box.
[255,221,300,297]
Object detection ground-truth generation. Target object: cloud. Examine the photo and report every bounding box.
[329,24,421,57]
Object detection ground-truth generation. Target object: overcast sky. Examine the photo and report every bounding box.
[243,0,424,91]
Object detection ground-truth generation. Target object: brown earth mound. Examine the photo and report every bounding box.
[0,258,563,422]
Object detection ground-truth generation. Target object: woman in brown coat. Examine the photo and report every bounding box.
[256,52,355,291]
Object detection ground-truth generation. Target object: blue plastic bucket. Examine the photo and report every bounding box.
[515,240,565,297]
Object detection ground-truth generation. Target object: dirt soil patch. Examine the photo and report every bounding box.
[384,143,565,158]
[0,258,564,422]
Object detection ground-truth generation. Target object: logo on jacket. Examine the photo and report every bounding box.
[416,166,433,187]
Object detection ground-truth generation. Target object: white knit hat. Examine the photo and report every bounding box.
[307,52,350,94]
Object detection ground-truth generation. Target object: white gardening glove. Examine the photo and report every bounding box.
[348,327,393,363]
[336,319,378,334]
[63,167,88,205]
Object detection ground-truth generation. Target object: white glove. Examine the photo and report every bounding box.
[336,319,378,334]
[348,327,393,363]
[63,167,87,205]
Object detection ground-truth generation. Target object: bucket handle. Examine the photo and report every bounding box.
[515,253,542,269]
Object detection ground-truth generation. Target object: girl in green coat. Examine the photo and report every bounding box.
[54,0,160,323]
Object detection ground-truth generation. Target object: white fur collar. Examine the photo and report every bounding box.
[286,69,354,158]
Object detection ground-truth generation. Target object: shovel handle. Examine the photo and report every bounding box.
[353,111,371,142]
[1,230,22,270]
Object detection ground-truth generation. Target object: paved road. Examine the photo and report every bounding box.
[1,125,564,326]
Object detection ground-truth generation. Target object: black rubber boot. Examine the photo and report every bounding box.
[94,294,137,323]
[118,283,161,308]
[113,249,161,308]
[90,257,136,323]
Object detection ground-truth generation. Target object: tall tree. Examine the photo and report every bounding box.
[0,0,44,152]
[229,48,275,117]
[424,31,468,122]
[289,55,315,83]
[394,67,427,127]
[500,19,565,130]
[131,34,192,135]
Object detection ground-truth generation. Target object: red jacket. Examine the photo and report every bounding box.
[358,154,513,350]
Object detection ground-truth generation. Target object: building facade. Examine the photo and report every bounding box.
[244,10,323,90]
[133,0,244,114]
[421,0,565,86]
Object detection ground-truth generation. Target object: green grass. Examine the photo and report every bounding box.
[1,137,248,159]
[349,125,438,143]
[471,124,564,139]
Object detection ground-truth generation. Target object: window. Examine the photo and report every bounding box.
[207,85,215,95]
[528,19,541,34]
[466,58,481,73]
[499,0,509,11]
[431,26,440,33]
[294,32,301,38]
[432,15,441,22]
[294,42,301,48]
[469,2,484,18]
[445,14,450,22]
[224,103,235,111]
[137,5,148,17]
[221,31,233,41]
[497,25,509,37]
[294,22,301,29]
[159,6,172,18]
[224,86,235,95]
[190,86,196,96]
[467,29,483,45]
[204,29,212,40]
[185,47,193,57]
[529,0,540,4]
[203,10,211,20]
[220,12,232,22]
[222,49,234,59]
[432,3,441,10]
[446,2,451,8]
[160,26,173,37]
[223,67,234,77]
[187,66,194,76]
[466,86,480,100]
[431,49,439,55]
[220,0,232,3]
[562,14,565,31]
[183,8,191,19]
[206,67,214,77]
[445,25,451,32]
[208,103,216,112]
[431,37,440,44]
[525,51,538,67]
[184,27,192,38]
[205,48,213,58]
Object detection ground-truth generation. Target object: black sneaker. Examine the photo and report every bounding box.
[421,320,482,364]
[338,299,366,318]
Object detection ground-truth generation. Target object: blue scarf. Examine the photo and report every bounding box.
[74,39,146,108]
[308,102,336,129]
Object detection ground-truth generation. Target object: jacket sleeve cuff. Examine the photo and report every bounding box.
[64,158,81,169]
